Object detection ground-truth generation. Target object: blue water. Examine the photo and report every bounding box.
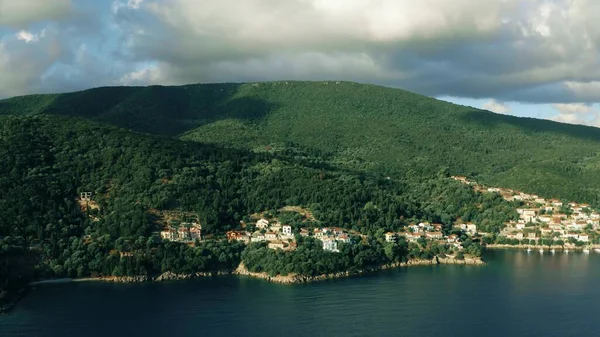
[2,250,599,337]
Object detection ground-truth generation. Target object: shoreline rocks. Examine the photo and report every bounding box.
[232,256,485,284]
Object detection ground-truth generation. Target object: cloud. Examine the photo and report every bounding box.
[482,99,510,114]
[550,103,600,127]
[0,0,73,27]
[2,0,600,109]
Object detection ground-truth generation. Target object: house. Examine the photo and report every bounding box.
[322,238,339,252]
[331,227,344,235]
[516,223,526,230]
[466,223,477,235]
[578,234,589,242]
[160,228,177,241]
[535,197,546,204]
[433,224,443,231]
[178,226,190,241]
[282,225,292,236]
[518,209,537,223]
[251,232,266,242]
[453,176,468,182]
[418,222,433,231]
[190,227,202,240]
[516,232,524,240]
[268,241,286,250]
[527,233,537,239]
[538,215,552,223]
[314,230,326,239]
[265,232,278,241]
[385,232,396,243]
[256,218,269,229]
[408,224,421,233]
[407,232,423,242]
[487,187,500,193]
[447,234,458,243]
[300,228,310,237]
[426,232,443,239]
[337,234,351,243]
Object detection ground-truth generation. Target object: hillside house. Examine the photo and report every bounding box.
[322,238,339,252]
[251,232,266,242]
[426,232,443,239]
[265,232,278,241]
[447,234,458,243]
[337,234,351,243]
[189,227,202,240]
[178,227,190,241]
[385,232,396,243]
[268,241,285,250]
[256,219,269,229]
[300,228,310,237]
[160,228,177,241]
[282,225,292,236]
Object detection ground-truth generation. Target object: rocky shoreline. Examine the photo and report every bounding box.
[485,244,596,251]
[2,255,483,313]
[232,255,484,285]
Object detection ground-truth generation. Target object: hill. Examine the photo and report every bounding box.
[1,81,600,206]
[1,115,514,307]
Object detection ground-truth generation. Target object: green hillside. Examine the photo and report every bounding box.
[1,115,512,307]
[2,81,600,206]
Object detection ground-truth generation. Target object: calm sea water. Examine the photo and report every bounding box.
[2,250,599,337]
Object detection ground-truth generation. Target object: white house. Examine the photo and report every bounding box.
[322,238,339,252]
[282,225,292,236]
[265,232,278,241]
[385,232,396,243]
[256,218,269,229]
[578,234,589,242]
[268,241,285,250]
[466,223,477,235]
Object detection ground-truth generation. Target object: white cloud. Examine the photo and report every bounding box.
[482,99,511,114]
[0,0,72,27]
[15,29,45,43]
[550,103,600,127]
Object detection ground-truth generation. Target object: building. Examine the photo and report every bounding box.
[178,226,190,241]
[160,228,177,241]
[265,232,278,241]
[337,234,351,243]
[447,234,458,243]
[251,232,266,242]
[300,228,310,237]
[426,232,443,239]
[190,227,202,240]
[578,234,589,242]
[322,238,339,252]
[256,218,269,229]
[268,241,285,250]
[385,232,396,243]
[282,225,292,236]
[466,223,477,235]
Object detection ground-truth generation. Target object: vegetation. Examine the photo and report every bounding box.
[2,80,598,307]
[2,81,600,207]
[0,114,493,305]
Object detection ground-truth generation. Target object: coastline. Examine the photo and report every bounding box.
[485,244,598,251]
[2,255,483,314]
[232,256,484,284]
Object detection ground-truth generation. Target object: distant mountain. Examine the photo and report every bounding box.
[2,81,600,205]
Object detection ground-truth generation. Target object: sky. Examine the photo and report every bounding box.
[1,0,600,127]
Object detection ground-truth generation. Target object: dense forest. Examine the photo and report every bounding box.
[1,115,512,307]
[2,81,600,207]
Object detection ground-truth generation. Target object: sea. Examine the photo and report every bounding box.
[1,250,599,337]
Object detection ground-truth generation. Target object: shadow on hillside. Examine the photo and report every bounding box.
[40,83,279,137]
[459,109,600,142]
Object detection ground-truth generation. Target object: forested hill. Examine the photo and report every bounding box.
[0,115,514,305]
[2,81,600,205]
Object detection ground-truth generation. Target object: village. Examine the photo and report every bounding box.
[452,176,600,252]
